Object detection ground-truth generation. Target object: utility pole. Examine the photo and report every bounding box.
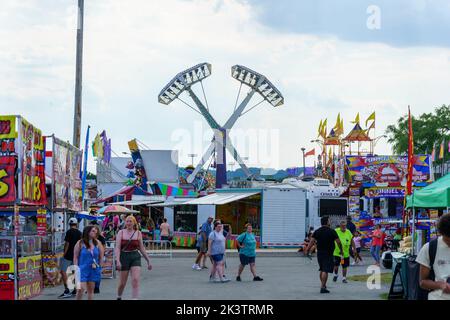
[301,147,306,177]
[72,0,84,148]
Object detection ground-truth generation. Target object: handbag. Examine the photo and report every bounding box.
[237,233,247,253]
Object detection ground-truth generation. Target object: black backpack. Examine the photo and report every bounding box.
[407,238,438,300]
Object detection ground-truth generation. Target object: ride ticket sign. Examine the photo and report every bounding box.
[36,209,47,237]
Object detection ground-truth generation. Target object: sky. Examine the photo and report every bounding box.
[1,0,450,172]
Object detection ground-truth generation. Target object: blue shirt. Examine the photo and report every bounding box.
[237,232,256,257]
[201,222,212,238]
[208,231,226,255]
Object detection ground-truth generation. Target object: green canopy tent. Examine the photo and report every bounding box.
[406,173,450,209]
[405,173,450,254]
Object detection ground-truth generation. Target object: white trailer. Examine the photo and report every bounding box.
[260,185,307,247]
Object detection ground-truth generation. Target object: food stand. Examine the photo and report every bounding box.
[0,115,49,299]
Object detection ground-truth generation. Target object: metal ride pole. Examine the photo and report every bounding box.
[72,0,84,148]
[13,203,19,300]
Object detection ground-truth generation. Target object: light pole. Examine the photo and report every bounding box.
[301,147,306,176]
[72,0,84,148]
[188,153,197,167]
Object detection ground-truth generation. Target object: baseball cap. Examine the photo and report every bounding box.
[68,218,78,225]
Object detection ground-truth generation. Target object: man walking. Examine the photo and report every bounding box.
[332,220,356,283]
[193,216,213,271]
[160,218,171,241]
[305,216,343,294]
[58,218,82,298]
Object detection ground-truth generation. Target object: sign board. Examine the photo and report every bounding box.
[19,117,47,205]
[0,116,18,205]
[36,209,47,236]
[17,254,43,300]
[346,155,431,185]
[52,137,82,211]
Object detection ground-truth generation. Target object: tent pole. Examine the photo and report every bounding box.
[411,207,416,255]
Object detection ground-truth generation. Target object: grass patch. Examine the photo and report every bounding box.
[379,293,389,300]
[347,273,392,285]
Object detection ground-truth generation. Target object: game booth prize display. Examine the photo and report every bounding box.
[0,115,48,300]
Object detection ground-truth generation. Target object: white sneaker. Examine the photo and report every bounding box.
[195,265,202,271]
[351,261,356,266]
[192,264,199,270]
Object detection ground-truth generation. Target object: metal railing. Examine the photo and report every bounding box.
[105,240,172,258]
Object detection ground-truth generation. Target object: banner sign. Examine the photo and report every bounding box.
[19,117,47,205]
[17,254,43,300]
[364,187,407,198]
[42,253,63,287]
[345,155,431,185]
[0,116,17,140]
[0,156,16,204]
[52,137,82,211]
[36,209,47,236]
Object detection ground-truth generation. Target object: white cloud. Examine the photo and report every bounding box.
[0,0,449,172]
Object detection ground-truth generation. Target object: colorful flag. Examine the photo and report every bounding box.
[305,148,315,157]
[351,113,360,124]
[431,144,436,162]
[321,119,328,139]
[333,113,341,135]
[365,111,376,127]
[317,119,323,138]
[439,139,445,159]
[448,140,450,153]
[406,106,414,196]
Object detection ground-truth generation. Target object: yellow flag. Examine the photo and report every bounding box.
[351,113,360,124]
[339,118,344,135]
[317,119,323,138]
[365,111,376,127]
[333,113,341,133]
[321,119,328,139]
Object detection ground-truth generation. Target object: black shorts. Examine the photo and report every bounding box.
[239,254,255,266]
[317,253,334,273]
[334,256,350,268]
[119,251,141,271]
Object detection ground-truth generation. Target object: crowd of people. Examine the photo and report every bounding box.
[193,216,263,283]
[57,210,450,300]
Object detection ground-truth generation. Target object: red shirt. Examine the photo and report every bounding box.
[372,229,383,247]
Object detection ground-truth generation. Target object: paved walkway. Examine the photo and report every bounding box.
[36,254,389,300]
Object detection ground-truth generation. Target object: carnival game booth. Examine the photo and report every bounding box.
[344,155,432,245]
[42,135,84,289]
[0,115,49,300]
[157,186,308,248]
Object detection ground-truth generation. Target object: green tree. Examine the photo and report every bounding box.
[385,105,450,161]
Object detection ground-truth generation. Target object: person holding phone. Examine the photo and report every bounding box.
[236,224,263,282]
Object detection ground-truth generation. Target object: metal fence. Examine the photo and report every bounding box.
[105,240,172,258]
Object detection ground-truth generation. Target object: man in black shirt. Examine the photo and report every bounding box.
[58,218,82,299]
[305,216,343,294]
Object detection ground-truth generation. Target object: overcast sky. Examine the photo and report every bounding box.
[1,0,450,172]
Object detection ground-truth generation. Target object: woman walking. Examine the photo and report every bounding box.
[236,224,263,281]
[115,215,152,300]
[207,221,230,283]
[73,225,104,300]
[370,224,383,266]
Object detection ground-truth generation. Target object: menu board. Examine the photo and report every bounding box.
[17,254,43,300]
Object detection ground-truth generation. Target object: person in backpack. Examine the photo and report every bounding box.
[417,213,450,300]
[236,224,263,282]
